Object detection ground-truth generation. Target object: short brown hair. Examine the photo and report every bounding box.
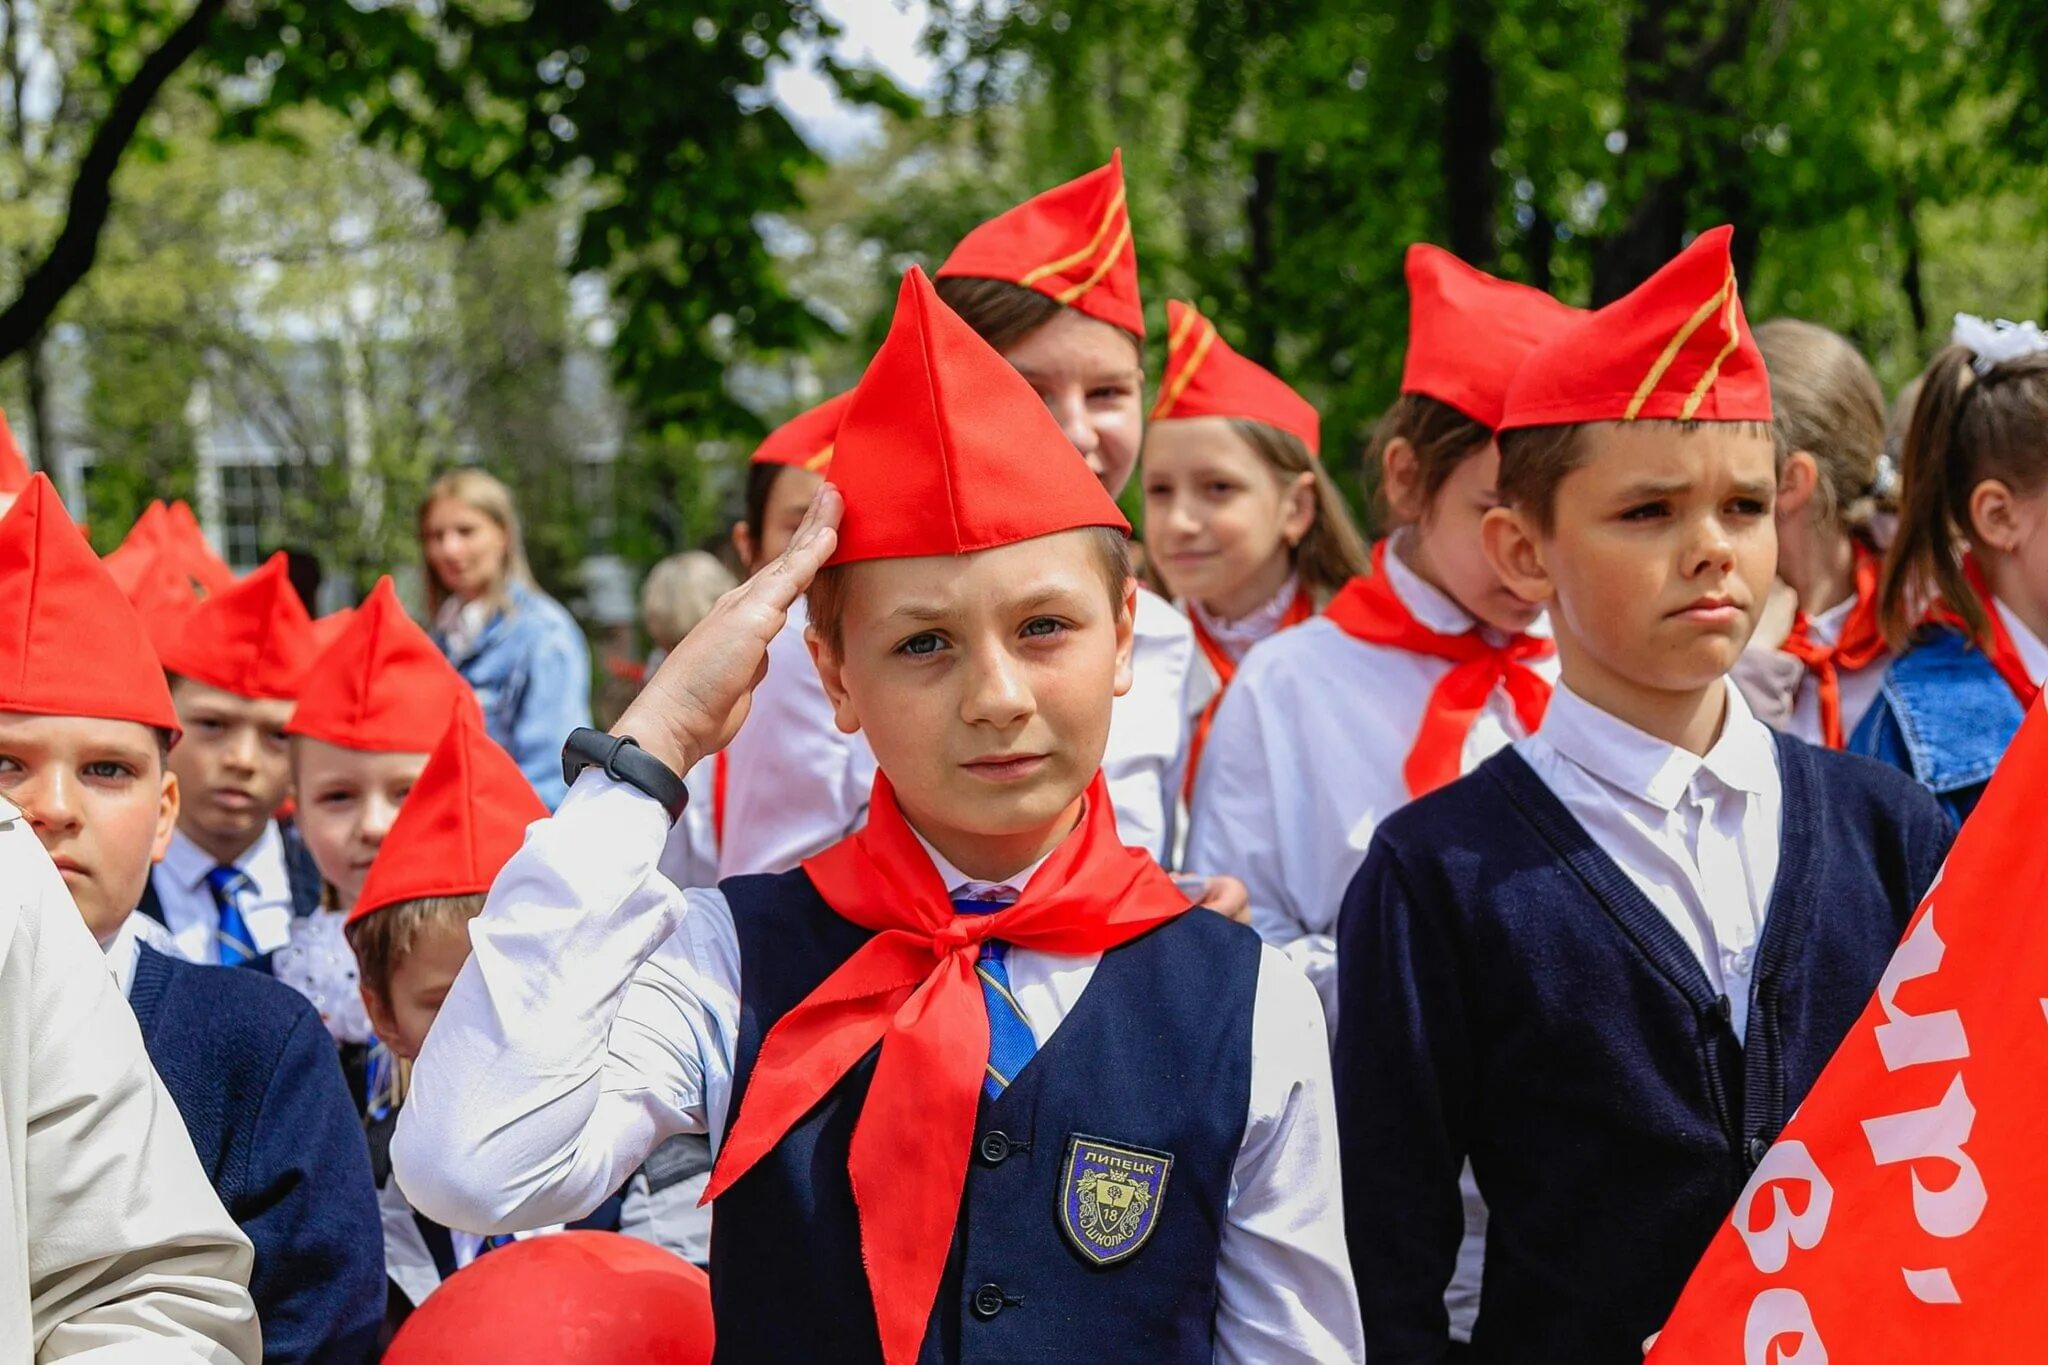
[1366,393,1495,526]
[1753,319,1889,533]
[1497,419,1776,534]
[806,527,1133,657]
[344,893,485,1002]
[932,276,1143,358]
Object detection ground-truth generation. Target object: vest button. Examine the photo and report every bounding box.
[970,1283,1007,1320]
[978,1130,1013,1165]
[1747,1135,1770,1166]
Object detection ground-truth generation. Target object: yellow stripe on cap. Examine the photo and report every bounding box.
[802,442,834,473]
[1150,315,1218,419]
[1623,270,1734,422]
[1019,187,1129,290]
[1678,271,1743,422]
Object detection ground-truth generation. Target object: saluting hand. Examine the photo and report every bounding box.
[613,484,842,777]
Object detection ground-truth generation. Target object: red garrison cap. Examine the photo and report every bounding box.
[1400,243,1585,429]
[0,475,179,736]
[751,391,852,471]
[350,702,544,922]
[1498,226,1771,432]
[0,410,27,494]
[159,551,318,701]
[164,500,233,596]
[1152,300,1320,454]
[286,577,470,753]
[937,151,1146,338]
[825,267,1129,567]
[382,1232,713,1365]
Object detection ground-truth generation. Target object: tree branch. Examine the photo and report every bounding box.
[0,0,225,359]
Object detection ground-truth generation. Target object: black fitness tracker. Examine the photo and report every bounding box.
[561,728,690,823]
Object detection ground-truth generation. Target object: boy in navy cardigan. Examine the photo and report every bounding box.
[0,482,385,1365]
[1335,228,1952,1363]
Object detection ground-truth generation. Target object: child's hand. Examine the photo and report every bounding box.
[1176,873,1253,925]
[613,484,841,777]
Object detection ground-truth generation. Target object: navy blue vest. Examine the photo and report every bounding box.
[710,868,1261,1363]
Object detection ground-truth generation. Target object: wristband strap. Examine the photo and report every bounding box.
[561,728,690,823]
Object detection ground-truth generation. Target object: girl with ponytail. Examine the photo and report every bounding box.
[1851,316,2048,823]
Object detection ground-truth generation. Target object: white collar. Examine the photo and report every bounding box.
[911,824,1065,899]
[1804,589,1858,649]
[1993,596,2048,686]
[161,821,289,899]
[1536,680,1778,813]
[1189,572,1304,662]
[99,912,177,998]
[1381,530,1478,635]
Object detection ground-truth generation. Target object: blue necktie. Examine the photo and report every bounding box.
[952,894,1038,1099]
[205,866,258,968]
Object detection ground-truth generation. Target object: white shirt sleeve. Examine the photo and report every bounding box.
[392,773,743,1236]
[1,815,258,1365]
[1214,945,1366,1363]
[1104,588,1197,866]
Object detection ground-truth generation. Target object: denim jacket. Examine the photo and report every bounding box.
[1849,625,2024,829]
[435,582,593,807]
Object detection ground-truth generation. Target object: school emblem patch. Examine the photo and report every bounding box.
[1059,1134,1173,1266]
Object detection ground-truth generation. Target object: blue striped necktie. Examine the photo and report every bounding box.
[205,865,258,968]
[952,888,1037,1099]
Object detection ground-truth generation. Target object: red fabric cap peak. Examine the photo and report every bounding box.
[160,551,317,701]
[1498,226,1772,432]
[752,392,851,471]
[826,267,1130,567]
[351,702,545,922]
[0,410,28,494]
[102,502,172,596]
[1151,300,1320,454]
[383,1232,712,1365]
[310,607,357,653]
[0,475,179,735]
[287,577,470,753]
[1401,243,1584,429]
[165,501,234,596]
[937,150,1145,337]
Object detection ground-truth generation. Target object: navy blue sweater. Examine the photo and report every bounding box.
[1334,735,1950,1364]
[130,944,385,1364]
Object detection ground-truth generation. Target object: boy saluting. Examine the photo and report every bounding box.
[394,268,1361,1363]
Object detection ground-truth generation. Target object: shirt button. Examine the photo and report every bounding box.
[970,1284,1008,1321]
[978,1131,1013,1165]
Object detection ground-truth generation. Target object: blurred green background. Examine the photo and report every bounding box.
[4,0,2045,611]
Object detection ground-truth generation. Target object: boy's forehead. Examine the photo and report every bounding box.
[0,709,160,757]
[844,533,1105,617]
[1575,422,1775,485]
[174,675,295,719]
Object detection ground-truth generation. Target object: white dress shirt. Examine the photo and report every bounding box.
[0,799,258,1363]
[1516,681,1784,1042]
[100,910,178,998]
[394,773,1363,1363]
[693,587,1202,878]
[1187,536,1556,1026]
[1780,591,1890,748]
[149,822,297,964]
[1187,573,1304,668]
[1994,596,2048,686]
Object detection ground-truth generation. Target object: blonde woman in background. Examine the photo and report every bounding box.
[419,469,593,806]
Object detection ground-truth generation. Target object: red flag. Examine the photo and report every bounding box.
[1649,700,2048,1362]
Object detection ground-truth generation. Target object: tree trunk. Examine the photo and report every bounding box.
[21,325,51,485]
[1241,147,1279,366]
[1897,187,1927,341]
[1442,1,1500,269]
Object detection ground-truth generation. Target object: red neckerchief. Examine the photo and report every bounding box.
[1182,582,1316,801]
[701,770,1190,1364]
[1779,541,1888,749]
[1321,540,1553,797]
[1936,555,2043,709]
[712,749,729,850]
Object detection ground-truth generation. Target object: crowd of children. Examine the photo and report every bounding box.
[2,147,2044,1365]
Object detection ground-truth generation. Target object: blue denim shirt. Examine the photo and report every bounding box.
[1849,625,2024,828]
[435,582,592,807]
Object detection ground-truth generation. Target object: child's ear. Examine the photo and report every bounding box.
[1968,478,2024,555]
[1281,470,1318,549]
[1481,505,1554,608]
[359,984,411,1060]
[1380,436,1423,523]
[805,626,863,736]
[1111,579,1137,700]
[151,769,179,866]
[730,522,759,576]
[1776,451,1819,522]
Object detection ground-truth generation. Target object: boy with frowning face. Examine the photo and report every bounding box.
[395,268,1362,1363]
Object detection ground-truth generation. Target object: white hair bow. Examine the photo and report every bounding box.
[1952,312,2048,376]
